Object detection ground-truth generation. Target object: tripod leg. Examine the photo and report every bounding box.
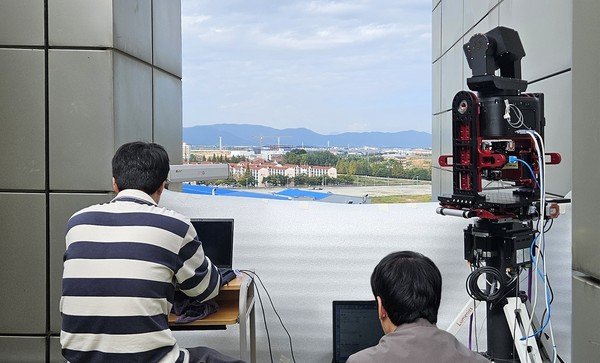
[503,297,544,362]
[447,299,481,335]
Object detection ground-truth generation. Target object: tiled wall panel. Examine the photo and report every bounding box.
[0,193,46,334]
[0,0,45,46]
[114,52,153,146]
[463,0,498,32]
[48,50,114,191]
[572,0,600,280]
[572,275,600,361]
[153,0,182,77]
[440,0,463,54]
[527,72,572,197]
[440,43,465,111]
[0,49,46,190]
[48,0,113,47]
[114,0,153,63]
[153,69,183,164]
[0,337,46,362]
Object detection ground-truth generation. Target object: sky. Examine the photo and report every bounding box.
[181,0,432,135]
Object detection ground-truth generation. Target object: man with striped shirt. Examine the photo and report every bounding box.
[60,142,245,363]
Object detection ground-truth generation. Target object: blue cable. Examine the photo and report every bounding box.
[521,233,552,340]
[508,156,541,190]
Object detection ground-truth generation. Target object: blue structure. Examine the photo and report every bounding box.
[182,184,291,201]
[181,185,369,204]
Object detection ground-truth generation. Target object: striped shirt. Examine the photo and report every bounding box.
[60,189,221,363]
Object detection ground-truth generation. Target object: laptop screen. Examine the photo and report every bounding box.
[190,218,234,268]
[332,300,384,363]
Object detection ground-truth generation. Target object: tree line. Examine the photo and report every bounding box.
[202,148,431,187]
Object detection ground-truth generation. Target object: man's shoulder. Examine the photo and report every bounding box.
[346,345,379,363]
[69,200,192,230]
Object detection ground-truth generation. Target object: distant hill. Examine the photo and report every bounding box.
[183,124,431,148]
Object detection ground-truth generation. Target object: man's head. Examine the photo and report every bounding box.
[112,141,170,196]
[371,251,442,329]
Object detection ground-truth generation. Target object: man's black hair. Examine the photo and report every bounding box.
[371,251,442,326]
[112,141,170,195]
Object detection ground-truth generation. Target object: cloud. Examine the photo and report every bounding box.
[180,0,433,134]
[296,1,367,15]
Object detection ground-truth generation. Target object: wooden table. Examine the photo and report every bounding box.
[169,273,256,363]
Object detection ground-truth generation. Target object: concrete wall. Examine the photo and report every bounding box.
[0,1,182,361]
[572,0,600,360]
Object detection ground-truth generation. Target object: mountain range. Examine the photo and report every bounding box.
[183,124,432,148]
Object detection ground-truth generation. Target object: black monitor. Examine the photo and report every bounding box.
[190,218,234,268]
[332,300,384,363]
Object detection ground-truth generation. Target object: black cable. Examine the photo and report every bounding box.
[543,217,554,233]
[466,266,505,302]
[240,271,274,363]
[240,270,297,363]
[511,268,520,362]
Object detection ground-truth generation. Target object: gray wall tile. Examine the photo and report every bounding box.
[432,5,442,61]
[527,72,572,197]
[48,49,114,191]
[153,69,183,164]
[153,0,182,77]
[572,275,600,361]
[49,336,65,363]
[572,0,600,280]
[114,0,153,63]
[48,0,113,47]
[114,53,153,146]
[0,0,45,46]
[0,193,46,334]
[0,336,46,362]
[0,49,46,190]
[463,0,498,33]
[441,0,464,54]
[440,43,464,111]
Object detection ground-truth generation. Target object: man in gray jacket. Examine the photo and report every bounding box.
[347,251,489,363]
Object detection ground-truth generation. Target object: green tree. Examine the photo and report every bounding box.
[283,149,308,165]
[293,173,309,186]
[263,174,289,187]
[237,168,256,187]
[355,159,372,175]
[336,174,355,185]
[335,159,348,174]
[306,151,338,166]
[389,159,404,178]
[347,160,358,175]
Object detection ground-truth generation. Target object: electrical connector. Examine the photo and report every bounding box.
[508,155,518,163]
[504,99,511,120]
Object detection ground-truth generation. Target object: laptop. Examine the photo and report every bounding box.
[332,300,385,363]
[191,218,237,285]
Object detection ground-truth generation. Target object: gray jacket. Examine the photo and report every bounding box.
[347,318,490,363]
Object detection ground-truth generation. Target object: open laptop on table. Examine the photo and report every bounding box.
[191,218,237,285]
[332,300,385,363]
